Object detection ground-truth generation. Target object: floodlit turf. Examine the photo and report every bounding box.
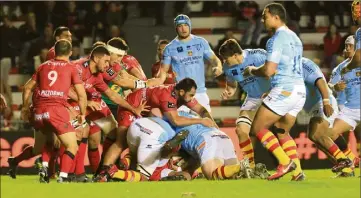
[1,169,360,198]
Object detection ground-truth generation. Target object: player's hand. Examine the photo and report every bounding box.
[334,81,346,92]
[323,102,334,117]
[212,67,223,77]
[0,94,7,111]
[158,70,167,82]
[341,66,350,75]
[221,88,235,100]
[87,101,101,111]
[133,100,150,117]
[201,117,216,128]
[21,107,30,122]
[243,66,257,77]
[77,114,86,126]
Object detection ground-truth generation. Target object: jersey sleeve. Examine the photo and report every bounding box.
[70,66,83,85]
[102,67,117,82]
[303,60,324,85]
[93,76,110,93]
[254,49,267,66]
[162,45,172,65]
[266,34,284,64]
[46,48,55,61]
[355,28,361,50]
[329,66,341,85]
[123,56,140,71]
[159,92,178,112]
[200,38,214,60]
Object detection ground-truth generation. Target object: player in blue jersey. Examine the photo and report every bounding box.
[218,39,270,170]
[160,14,222,112]
[95,117,191,182]
[300,58,355,176]
[243,3,306,180]
[173,111,252,180]
[329,36,355,110]
[342,0,361,74]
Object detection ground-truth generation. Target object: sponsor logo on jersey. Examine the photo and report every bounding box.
[168,102,176,108]
[231,69,238,76]
[106,68,115,76]
[177,46,183,53]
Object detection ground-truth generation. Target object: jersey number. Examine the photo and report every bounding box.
[48,71,58,87]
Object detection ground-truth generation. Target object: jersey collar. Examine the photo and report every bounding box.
[275,25,287,33]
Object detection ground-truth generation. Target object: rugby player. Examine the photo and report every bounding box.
[152,39,175,84]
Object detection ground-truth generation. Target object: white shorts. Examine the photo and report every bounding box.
[263,85,306,117]
[127,118,168,178]
[197,130,237,165]
[307,95,339,128]
[338,104,345,111]
[336,107,360,130]
[240,97,262,111]
[178,92,211,113]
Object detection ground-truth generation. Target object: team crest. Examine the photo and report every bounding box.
[188,51,193,56]
[83,61,89,67]
[177,46,183,53]
[231,69,238,76]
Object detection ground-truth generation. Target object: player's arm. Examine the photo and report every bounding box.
[73,83,87,116]
[221,80,237,100]
[315,78,334,117]
[158,45,171,77]
[128,67,145,80]
[202,38,222,77]
[68,87,79,101]
[103,88,148,117]
[21,78,36,121]
[245,61,277,78]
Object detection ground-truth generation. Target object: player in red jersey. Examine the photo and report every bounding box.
[0,93,7,111]
[95,78,217,179]
[7,40,87,183]
[46,26,72,61]
[152,39,176,84]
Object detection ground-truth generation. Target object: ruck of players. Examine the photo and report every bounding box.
[5,1,360,183]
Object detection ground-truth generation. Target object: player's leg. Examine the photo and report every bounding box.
[88,123,102,174]
[8,129,47,179]
[236,110,256,169]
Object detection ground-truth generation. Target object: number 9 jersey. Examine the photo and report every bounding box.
[32,59,83,107]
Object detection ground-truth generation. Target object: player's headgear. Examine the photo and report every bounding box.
[174,14,191,31]
[345,35,355,45]
[351,0,360,23]
[106,37,128,56]
[90,45,110,59]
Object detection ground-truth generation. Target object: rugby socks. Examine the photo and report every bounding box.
[279,135,302,176]
[88,147,100,173]
[343,147,356,162]
[328,143,347,160]
[212,164,240,180]
[239,138,255,169]
[334,136,348,151]
[14,146,35,164]
[112,170,146,182]
[41,145,52,168]
[120,153,131,170]
[256,129,290,166]
[75,138,88,175]
[59,151,75,178]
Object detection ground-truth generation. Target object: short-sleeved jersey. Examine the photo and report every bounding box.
[302,57,333,111]
[102,63,125,105]
[223,49,270,98]
[72,58,109,101]
[122,55,147,81]
[342,67,361,109]
[128,84,198,113]
[329,58,350,106]
[355,28,361,51]
[46,46,55,61]
[169,111,217,158]
[162,35,214,93]
[266,26,304,91]
[151,61,175,84]
[32,59,82,107]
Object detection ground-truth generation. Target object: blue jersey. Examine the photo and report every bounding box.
[342,67,361,109]
[329,59,350,106]
[170,111,217,158]
[302,58,333,111]
[162,34,214,93]
[266,26,304,91]
[223,49,270,98]
[355,28,361,51]
[147,117,176,143]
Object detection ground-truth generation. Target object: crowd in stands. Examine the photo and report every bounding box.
[0,1,356,130]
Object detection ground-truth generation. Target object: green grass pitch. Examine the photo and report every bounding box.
[1,169,360,198]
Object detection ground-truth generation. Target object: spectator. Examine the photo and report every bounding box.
[65,1,85,41]
[18,12,40,43]
[138,1,165,26]
[0,77,13,131]
[34,1,65,31]
[106,2,127,27]
[107,25,126,42]
[237,1,263,47]
[85,2,107,41]
[151,39,175,84]
[215,31,240,57]
[284,1,301,36]
[258,29,273,50]
[33,46,48,70]
[323,24,342,69]
[0,16,21,60]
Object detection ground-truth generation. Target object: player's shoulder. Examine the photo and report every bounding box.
[191,35,209,44]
